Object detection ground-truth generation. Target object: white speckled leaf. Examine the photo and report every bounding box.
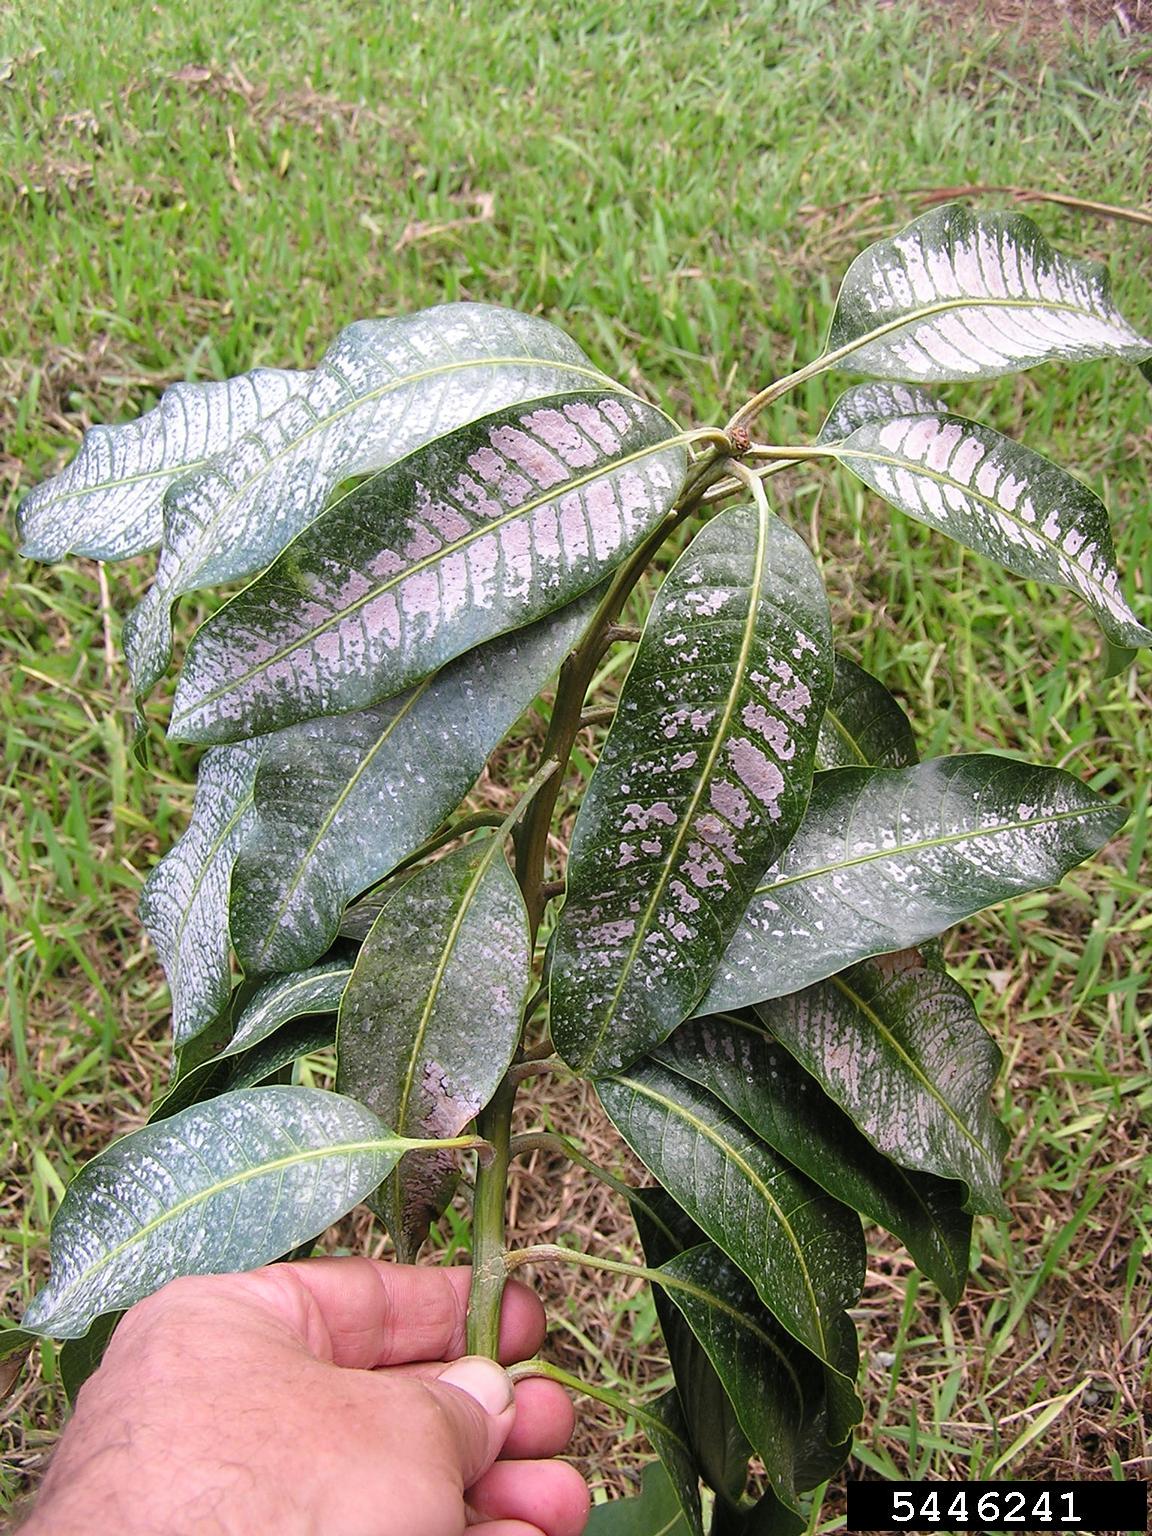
[123,305,627,696]
[816,655,917,771]
[597,1062,864,1374]
[826,203,1152,382]
[150,1014,338,1123]
[817,382,948,444]
[754,952,1008,1215]
[227,960,352,1053]
[21,1086,409,1339]
[336,839,530,1257]
[231,595,593,977]
[139,738,266,1046]
[654,1015,972,1301]
[17,368,306,563]
[551,503,833,1077]
[168,391,685,743]
[701,756,1124,1015]
[829,411,1151,647]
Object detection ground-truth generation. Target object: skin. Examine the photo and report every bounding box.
[20,1258,590,1536]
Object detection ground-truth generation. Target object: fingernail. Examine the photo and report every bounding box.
[438,1356,515,1417]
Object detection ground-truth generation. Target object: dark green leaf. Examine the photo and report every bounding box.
[702,756,1124,1014]
[230,595,593,976]
[552,502,832,1076]
[59,1311,124,1404]
[826,204,1152,382]
[22,1086,412,1338]
[709,1490,806,1536]
[337,838,530,1257]
[816,655,917,771]
[586,1460,693,1536]
[755,951,1008,1215]
[18,368,306,563]
[598,1063,863,1375]
[826,407,1151,647]
[642,1390,706,1536]
[654,1016,972,1301]
[168,392,685,743]
[139,739,265,1045]
[123,304,625,695]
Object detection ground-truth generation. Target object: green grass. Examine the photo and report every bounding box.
[2,0,1151,1517]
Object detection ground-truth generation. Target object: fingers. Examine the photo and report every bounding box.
[467,1459,590,1536]
[500,1378,576,1461]
[423,1357,517,1486]
[226,1258,547,1368]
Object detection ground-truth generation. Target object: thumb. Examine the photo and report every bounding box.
[426,1356,517,1487]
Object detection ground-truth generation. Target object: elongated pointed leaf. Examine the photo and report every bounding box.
[633,1192,752,1505]
[817,382,948,444]
[228,959,352,1053]
[702,756,1124,1015]
[231,594,594,976]
[598,1063,864,1374]
[139,739,265,1045]
[168,392,685,743]
[59,1311,123,1405]
[642,1391,706,1536]
[827,409,1151,647]
[816,655,917,771]
[756,951,1007,1214]
[654,1016,972,1301]
[18,369,307,563]
[337,838,530,1256]
[552,504,833,1076]
[22,1086,411,1338]
[122,305,625,695]
[587,1460,693,1536]
[826,203,1152,382]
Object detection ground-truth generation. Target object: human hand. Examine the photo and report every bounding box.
[22,1257,589,1536]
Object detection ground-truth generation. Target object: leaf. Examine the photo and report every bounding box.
[22,1086,411,1339]
[228,959,352,1053]
[632,1192,753,1504]
[654,1015,972,1301]
[825,203,1152,382]
[816,655,917,771]
[710,1490,806,1536]
[150,1009,339,1121]
[123,305,634,696]
[701,755,1125,1015]
[551,502,833,1076]
[754,953,1008,1215]
[230,594,594,976]
[642,1390,706,1536]
[139,738,265,1046]
[336,838,530,1257]
[17,368,307,562]
[586,1461,692,1536]
[817,382,948,444]
[59,1310,123,1405]
[168,391,685,743]
[825,406,1151,648]
[597,1062,864,1375]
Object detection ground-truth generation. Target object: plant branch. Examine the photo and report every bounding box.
[505,1359,689,1450]
[466,1073,517,1356]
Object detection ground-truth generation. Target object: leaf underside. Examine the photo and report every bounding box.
[816,653,918,771]
[702,755,1124,1014]
[168,390,685,743]
[552,502,833,1076]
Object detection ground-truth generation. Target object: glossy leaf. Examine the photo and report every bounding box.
[59,1311,123,1405]
[150,1012,338,1122]
[17,368,306,563]
[654,1015,972,1301]
[139,739,264,1045]
[123,304,624,695]
[633,1192,752,1504]
[168,391,685,743]
[598,1062,863,1375]
[826,203,1152,382]
[228,960,352,1053]
[552,503,833,1076]
[816,655,917,771]
[826,407,1151,648]
[642,1390,706,1536]
[710,1491,805,1536]
[755,952,1008,1215]
[586,1460,692,1536]
[337,838,530,1256]
[231,595,593,976]
[702,756,1124,1014]
[22,1086,412,1339]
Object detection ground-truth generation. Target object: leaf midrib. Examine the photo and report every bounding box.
[227,965,353,1056]
[755,801,1106,898]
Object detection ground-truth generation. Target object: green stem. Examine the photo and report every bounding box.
[466,1073,516,1357]
[506,1358,689,1451]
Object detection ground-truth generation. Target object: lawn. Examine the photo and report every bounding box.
[2,0,1150,1524]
